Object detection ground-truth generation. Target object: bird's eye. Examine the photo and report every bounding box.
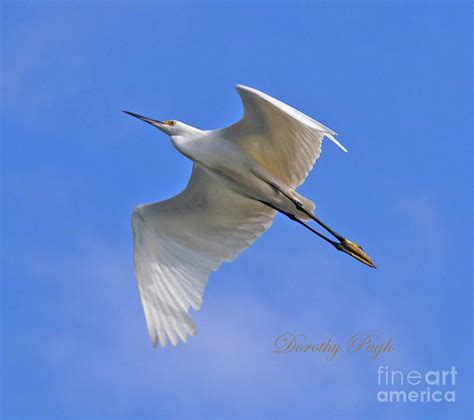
[166,120,176,126]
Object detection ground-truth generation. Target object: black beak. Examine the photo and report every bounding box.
[123,111,163,127]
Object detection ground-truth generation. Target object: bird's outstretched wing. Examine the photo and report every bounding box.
[222,85,347,188]
[132,164,276,347]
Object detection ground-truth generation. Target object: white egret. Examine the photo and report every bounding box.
[125,85,375,347]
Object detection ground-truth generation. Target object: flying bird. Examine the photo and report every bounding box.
[125,85,375,347]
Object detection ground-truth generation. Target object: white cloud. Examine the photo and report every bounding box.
[26,234,417,417]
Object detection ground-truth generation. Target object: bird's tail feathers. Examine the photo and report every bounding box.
[292,192,316,221]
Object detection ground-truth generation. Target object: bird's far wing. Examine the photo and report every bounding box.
[132,164,276,347]
[222,84,347,189]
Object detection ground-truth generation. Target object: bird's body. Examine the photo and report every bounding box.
[172,127,311,220]
[125,85,375,347]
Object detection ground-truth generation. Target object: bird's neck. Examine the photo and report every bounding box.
[170,129,207,160]
[171,127,204,144]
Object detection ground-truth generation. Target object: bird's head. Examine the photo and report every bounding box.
[123,111,198,137]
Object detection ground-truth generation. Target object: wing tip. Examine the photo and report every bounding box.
[151,331,197,348]
[326,133,348,153]
[149,318,198,348]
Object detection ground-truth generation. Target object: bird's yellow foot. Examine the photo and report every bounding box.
[336,238,376,268]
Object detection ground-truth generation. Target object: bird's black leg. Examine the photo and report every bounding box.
[266,181,344,241]
[256,200,339,248]
[295,202,344,242]
[262,183,376,268]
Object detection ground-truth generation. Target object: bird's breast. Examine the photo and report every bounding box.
[172,135,275,200]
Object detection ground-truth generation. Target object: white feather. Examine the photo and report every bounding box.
[130,85,348,346]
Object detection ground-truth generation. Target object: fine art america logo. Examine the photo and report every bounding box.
[273,333,393,360]
[376,366,457,403]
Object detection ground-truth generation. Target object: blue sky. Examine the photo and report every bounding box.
[1,1,472,418]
